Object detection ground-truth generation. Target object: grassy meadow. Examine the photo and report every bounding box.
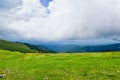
[0,50,120,80]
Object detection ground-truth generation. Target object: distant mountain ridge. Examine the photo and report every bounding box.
[0,39,120,53]
[39,43,120,53]
[38,39,120,53]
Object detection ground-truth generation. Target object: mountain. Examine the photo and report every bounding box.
[1,39,120,53]
[0,39,51,53]
[38,39,120,53]
[48,44,120,53]
[18,42,55,53]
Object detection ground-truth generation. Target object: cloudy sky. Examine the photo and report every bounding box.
[0,0,120,42]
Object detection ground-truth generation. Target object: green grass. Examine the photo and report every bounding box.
[0,50,120,80]
[0,40,38,53]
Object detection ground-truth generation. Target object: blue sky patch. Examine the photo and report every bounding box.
[40,0,52,7]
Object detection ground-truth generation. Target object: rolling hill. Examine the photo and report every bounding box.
[0,39,50,53]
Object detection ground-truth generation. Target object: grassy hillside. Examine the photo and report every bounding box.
[0,39,38,53]
[0,50,120,80]
[21,43,56,53]
[0,39,54,53]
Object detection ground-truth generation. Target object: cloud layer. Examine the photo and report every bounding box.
[0,0,120,41]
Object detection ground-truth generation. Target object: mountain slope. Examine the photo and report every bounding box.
[20,42,55,53]
[0,39,38,53]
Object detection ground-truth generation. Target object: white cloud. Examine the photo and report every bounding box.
[0,0,120,41]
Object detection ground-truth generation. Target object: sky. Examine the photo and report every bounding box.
[40,0,52,7]
[0,0,120,42]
